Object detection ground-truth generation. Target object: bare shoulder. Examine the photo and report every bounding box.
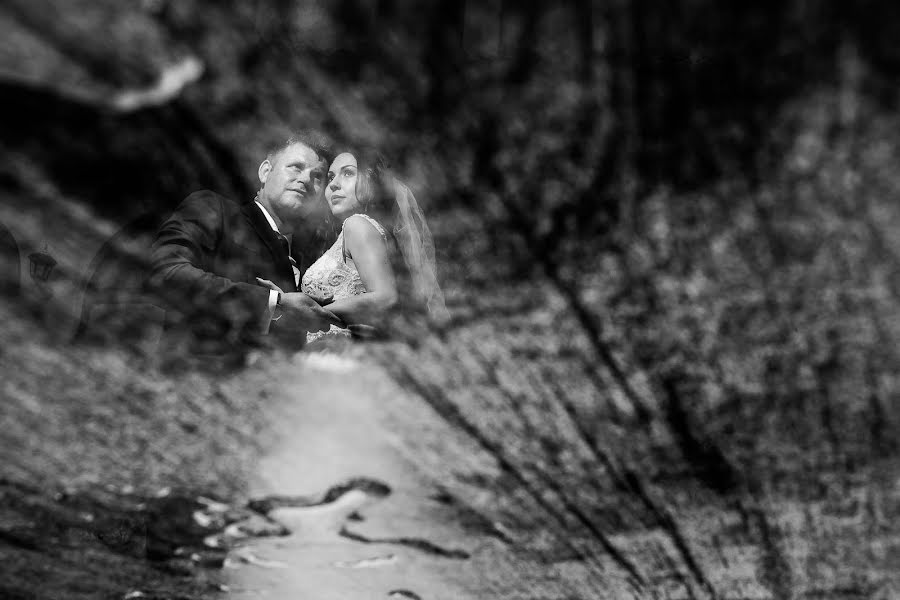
[342,214,386,242]
[342,214,389,261]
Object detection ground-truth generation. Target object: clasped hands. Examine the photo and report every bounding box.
[255,278,342,333]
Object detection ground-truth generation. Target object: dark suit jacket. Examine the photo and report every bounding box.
[149,190,332,353]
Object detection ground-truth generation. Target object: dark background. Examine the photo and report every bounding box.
[2,1,900,598]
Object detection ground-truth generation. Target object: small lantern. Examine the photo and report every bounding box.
[28,244,57,283]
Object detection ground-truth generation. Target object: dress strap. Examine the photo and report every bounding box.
[341,214,388,262]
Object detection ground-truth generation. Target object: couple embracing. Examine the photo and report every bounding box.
[149,130,446,357]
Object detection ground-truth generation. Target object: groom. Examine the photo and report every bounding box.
[149,131,341,355]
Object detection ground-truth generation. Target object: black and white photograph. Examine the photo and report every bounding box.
[2,1,900,598]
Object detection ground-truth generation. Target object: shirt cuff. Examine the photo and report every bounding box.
[261,289,279,334]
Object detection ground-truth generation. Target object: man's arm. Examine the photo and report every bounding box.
[149,191,270,336]
[255,278,344,334]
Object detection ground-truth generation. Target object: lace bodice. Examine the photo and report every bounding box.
[300,214,388,343]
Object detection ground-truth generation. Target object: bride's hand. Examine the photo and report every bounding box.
[310,293,334,306]
[256,277,333,305]
[278,292,344,332]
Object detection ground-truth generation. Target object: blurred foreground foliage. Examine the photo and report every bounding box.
[2,0,900,597]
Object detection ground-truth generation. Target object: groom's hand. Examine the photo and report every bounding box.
[278,292,344,333]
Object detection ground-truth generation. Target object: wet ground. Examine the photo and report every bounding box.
[224,349,590,599]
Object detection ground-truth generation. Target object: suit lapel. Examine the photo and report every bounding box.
[241,202,296,290]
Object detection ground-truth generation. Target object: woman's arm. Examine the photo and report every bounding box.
[324,215,398,325]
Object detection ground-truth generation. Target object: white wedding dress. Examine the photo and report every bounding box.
[300,214,389,344]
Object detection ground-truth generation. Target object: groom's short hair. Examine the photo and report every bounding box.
[267,130,334,166]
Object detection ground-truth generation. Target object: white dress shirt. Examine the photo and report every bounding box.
[255,201,301,334]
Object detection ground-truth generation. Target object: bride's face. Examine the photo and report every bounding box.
[325,153,361,219]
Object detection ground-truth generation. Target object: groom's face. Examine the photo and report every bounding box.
[258,142,327,224]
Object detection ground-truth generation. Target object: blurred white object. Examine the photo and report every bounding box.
[113,56,204,112]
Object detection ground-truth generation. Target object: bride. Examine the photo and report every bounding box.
[293,148,446,343]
